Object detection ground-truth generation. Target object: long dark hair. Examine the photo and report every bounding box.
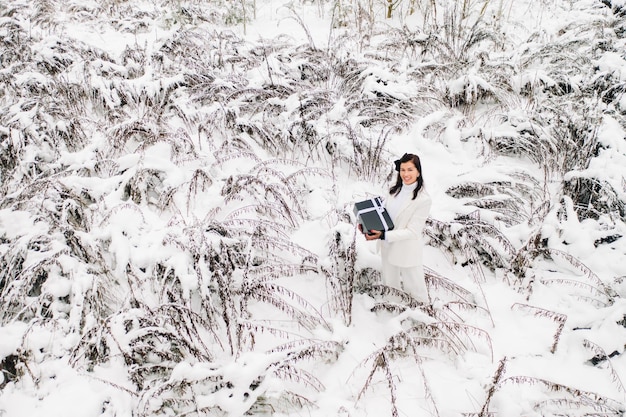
[389,153,424,200]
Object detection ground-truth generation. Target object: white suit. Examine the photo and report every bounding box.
[378,188,432,302]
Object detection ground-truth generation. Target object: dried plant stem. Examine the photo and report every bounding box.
[479,357,507,417]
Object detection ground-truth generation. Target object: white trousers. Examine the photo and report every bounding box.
[381,260,429,304]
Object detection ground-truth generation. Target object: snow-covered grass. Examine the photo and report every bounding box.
[1,0,626,416]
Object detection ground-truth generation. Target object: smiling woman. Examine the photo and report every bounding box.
[360,153,432,304]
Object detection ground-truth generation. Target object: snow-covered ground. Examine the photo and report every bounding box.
[1,0,626,416]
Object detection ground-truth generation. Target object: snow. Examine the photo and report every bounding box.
[595,52,626,81]
[1,0,626,416]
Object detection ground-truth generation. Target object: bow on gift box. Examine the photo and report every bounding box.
[358,197,391,231]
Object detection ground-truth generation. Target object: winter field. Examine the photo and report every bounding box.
[1,0,626,416]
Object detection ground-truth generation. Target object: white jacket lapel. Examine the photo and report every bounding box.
[395,198,415,225]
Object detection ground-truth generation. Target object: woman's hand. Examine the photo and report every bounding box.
[364,230,383,240]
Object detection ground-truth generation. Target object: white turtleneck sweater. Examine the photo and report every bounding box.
[385,182,418,224]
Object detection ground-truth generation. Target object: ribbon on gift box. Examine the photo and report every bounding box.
[357,197,391,231]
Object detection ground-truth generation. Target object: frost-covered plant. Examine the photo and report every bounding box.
[2,0,626,416]
[321,223,358,324]
[418,0,504,62]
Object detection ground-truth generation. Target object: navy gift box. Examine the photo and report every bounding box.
[353,197,394,234]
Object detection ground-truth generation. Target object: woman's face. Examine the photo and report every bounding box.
[400,161,419,185]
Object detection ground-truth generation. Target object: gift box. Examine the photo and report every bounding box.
[353,197,394,234]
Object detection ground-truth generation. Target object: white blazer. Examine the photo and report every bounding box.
[379,188,432,268]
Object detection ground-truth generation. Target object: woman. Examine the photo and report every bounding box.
[362,153,432,304]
